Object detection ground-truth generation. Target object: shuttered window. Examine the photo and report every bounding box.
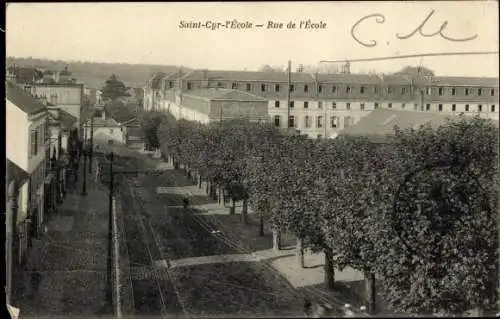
[30,130,38,156]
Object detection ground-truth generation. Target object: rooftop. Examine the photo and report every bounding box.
[7,159,29,186]
[104,100,137,124]
[6,80,47,115]
[182,69,315,83]
[184,88,268,102]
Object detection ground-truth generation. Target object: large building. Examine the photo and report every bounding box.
[144,68,499,138]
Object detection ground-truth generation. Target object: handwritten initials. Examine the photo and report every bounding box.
[351,10,478,48]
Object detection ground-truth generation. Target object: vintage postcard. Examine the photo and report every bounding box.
[5,2,499,318]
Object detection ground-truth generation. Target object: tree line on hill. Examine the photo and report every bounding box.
[139,110,499,316]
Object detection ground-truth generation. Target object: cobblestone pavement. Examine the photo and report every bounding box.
[12,166,111,319]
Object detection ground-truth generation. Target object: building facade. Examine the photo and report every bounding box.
[6,80,50,268]
[144,69,499,138]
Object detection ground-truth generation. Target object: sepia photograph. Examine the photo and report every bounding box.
[5,1,499,318]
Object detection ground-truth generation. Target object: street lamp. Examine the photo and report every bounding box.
[82,143,87,196]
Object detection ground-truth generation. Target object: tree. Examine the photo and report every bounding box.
[101,74,130,101]
[373,116,499,315]
[258,65,284,73]
[394,65,435,77]
[139,111,165,150]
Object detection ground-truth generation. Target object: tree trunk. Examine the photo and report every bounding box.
[259,213,264,236]
[209,184,217,200]
[272,228,282,251]
[241,199,248,224]
[364,270,376,315]
[229,198,235,215]
[219,187,223,206]
[198,175,202,188]
[296,237,305,268]
[205,181,210,195]
[324,247,335,291]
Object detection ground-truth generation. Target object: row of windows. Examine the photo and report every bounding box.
[274,115,354,129]
[273,100,497,112]
[183,81,497,96]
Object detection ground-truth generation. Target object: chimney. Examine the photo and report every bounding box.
[341,61,351,74]
[201,69,208,88]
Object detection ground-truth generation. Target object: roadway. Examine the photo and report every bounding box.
[115,157,305,317]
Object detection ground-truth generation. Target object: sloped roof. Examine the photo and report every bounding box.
[432,76,499,87]
[184,88,268,102]
[104,100,137,124]
[316,73,384,85]
[150,72,168,90]
[7,159,29,186]
[6,80,47,115]
[10,66,44,84]
[59,109,78,130]
[339,108,456,141]
[181,69,315,82]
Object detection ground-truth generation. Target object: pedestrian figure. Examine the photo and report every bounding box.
[182,196,189,209]
[303,298,313,317]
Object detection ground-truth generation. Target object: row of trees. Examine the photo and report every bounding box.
[149,111,498,316]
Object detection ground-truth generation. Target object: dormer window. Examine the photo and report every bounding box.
[360,86,365,94]
[232,83,238,89]
[304,85,309,93]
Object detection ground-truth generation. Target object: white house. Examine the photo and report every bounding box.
[6,80,50,271]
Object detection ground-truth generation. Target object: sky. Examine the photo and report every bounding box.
[6,1,499,77]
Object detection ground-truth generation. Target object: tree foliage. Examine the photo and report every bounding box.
[155,111,499,315]
[101,74,130,101]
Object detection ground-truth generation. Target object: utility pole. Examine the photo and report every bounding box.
[89,116,94,174]
[82,144,87,196]
[106,151,114,311]
[287,60,291,129]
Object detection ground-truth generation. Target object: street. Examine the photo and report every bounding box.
[117,161,305,317]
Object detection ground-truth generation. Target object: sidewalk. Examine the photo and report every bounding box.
[12,171,112,318]
[164,174,376,315]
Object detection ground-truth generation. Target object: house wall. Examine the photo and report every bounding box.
[6,100,29,169]
[88,126,126,147]
[209,100,269,122]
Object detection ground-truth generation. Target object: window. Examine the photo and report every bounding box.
[332,102,337,109]
[491,105,496,112]
[108,140,114,145]
[332,86,337,93]
[346,103,351,110]
[275,101,280,108]
[304,101,309,108]
[317,102,322,109]
[478,104,482,112]
[438,88,443,96]
[289,84,294,92]
[387,87,393,94]
[491,89,495,96]
[438,104,443,112]
[30,129,38,156]
[288,116,295,128]
[318,85,323,93]
[261,84,266,92]
[246,83,252,92]
[414,103,418,110]
[304,85,309,93]
[304,116,311,128]
[426,104,430,111]
[109,129,114,134]
[217,82,223,88]
[401,87,407,94]
[478,88,482,96]
[465,88,470,96]
[346,86,351,93]
[289,101,294,108]
[465,104,469,111]
[360,103,365,110]
[169,81,174,89]
[317,116,323,128]
[360,86,365,94]
[388,103,392,109]
[451,88,456,95]
[330,116,338,128]
[401,103,406,109]
[275,84,280,92]
[187,82,192,90]
[274,115,281,127]
[232,83,238,90]
[374,102,379,109]
[426,87,431,95]
[452,104,456,111]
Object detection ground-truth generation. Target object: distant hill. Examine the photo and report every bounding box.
[6,56,190,89]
